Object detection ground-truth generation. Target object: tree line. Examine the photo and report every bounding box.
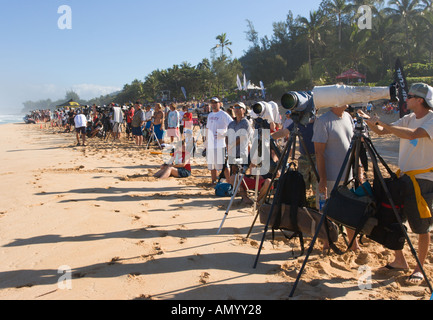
[22,0,433,113]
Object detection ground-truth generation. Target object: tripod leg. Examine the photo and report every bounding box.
[253,135,295,268]
[217,173,245,234]
[289,212,327,297]
[289,134,358,297]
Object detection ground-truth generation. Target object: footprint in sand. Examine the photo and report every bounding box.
[199,272,211,284]
[108,257,121,265]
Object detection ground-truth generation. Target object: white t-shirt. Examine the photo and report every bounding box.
[393,111,433,181]
[145,109,154,122]
[206,110,233,148]
[113,107,123,123]
[74,114,87,128]
[268,101,282,125]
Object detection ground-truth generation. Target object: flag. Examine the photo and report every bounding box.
[181,87,187,100]
[243,74,247,91]
[236,75,242,91]
[260,81,266,99]
[394,58,409,118]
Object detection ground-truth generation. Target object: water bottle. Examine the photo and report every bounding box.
[319,193,327,212]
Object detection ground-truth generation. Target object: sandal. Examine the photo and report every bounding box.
[407,272,424,285]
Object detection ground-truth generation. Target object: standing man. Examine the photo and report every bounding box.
[366,83,433,284]
[74,110,88,146]
[206,97,233,184]
[131,102,145,146]
[126,105,135,141]
[312,104,359,251]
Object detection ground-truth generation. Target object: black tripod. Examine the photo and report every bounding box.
[252,120,319,268]
[289,115,433,297]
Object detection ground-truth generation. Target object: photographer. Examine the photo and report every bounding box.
[365,83,433,284]
[271,116,318,202]
[312,104,360,251]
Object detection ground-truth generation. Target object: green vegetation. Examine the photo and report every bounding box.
[22,0,433,113]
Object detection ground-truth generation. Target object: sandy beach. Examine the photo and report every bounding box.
[0,117,432,301]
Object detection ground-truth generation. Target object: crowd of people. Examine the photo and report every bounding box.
[26,82,433,287]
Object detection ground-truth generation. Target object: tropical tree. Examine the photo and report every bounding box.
[297,10,326,87]
[212,33,233,58]
[385,0,423,60]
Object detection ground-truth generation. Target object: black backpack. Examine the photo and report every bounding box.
[272,163,308,254]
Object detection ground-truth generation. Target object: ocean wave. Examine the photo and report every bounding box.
[0,114,25,125]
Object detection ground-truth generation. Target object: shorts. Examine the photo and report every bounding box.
[75,127,86,134]
[154,124,164,140]
[113,122,122,133]
[177,167,191,178]
[298,155,318,191]
[242,176,266,191]
[207,148,226,171]
[145,121,152,129]
[401,175,433,234]
[132,126,143,136]
[167,127,180,139]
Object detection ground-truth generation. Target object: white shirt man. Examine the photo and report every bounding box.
[206,97,233,183]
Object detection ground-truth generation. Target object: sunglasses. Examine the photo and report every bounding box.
[407,94,420,100]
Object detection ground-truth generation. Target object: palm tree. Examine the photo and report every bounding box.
[386,0,423,60]
[326,0,350,43]
[298,11,325,87]
[212,33,233,58]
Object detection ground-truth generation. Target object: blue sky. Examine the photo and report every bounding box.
[0,0,324,113]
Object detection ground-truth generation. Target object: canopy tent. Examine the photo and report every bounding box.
[336,69,366,81]
[56,99,83,109]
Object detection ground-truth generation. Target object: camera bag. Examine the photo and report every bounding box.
[324,184,377,235]
[215,183,234,197]
[367,172,407,250]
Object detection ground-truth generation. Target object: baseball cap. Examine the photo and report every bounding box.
[410,83,433,109]
[210,97,220,103]
[233,102,246,110]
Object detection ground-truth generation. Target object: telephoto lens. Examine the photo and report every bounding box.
[281,92,299,110]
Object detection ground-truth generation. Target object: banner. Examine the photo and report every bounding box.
[181,87,187,100]
[260,81,266,99]
[394,58,409,118]
[236,74,242,91]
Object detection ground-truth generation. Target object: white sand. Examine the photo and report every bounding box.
[0,120,431,300]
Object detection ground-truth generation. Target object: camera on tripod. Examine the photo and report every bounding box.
[281,91,316,126]
[281,83,400,126]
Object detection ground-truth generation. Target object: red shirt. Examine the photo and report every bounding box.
[183,112,193,129]
[127,108,135,123]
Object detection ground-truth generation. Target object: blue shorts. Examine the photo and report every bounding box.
[154,124,164,140]
[177,167,191,178]
[132,126,143,136]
